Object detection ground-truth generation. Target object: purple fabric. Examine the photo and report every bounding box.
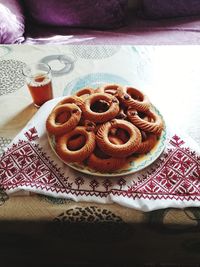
[23,0,128,29]
[142,0,200,19]
[24,14,200,45]
[0,0,25,44]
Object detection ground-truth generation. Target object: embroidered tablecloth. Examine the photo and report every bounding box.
[0,45,200,212]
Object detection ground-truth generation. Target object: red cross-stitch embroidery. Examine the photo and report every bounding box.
[123,147,200,200]
[0,140,68,192]
[0,135,199,202]
[24,127,39,141]
[169,134,185,147]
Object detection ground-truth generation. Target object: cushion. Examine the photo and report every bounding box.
[142,0,200,19]
[23,0,128,29]
[0,0,25,44]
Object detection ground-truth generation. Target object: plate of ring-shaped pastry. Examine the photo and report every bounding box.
[46,87,167,177]
[47,114,167,177]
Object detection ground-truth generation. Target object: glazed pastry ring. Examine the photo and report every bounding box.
[127,108,164,136]
[56,126,96,162]
[75,87,95,99]
[96,119,142,157]
[117,86,150,112]
[46,103,82,136]
[96,84,122,96]
[55,95,84,109]
[82,93,120,123]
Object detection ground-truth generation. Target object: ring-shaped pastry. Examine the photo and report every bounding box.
[56,126,96,162]
[96,119,142,157]
[135,132,157,154]
[55,96,84,109]
[75,87,94,100]
[117,86,150,112]
[96,84,122,97]
[82,93,120,123]
[127,108,164,136]
[67,135,86,151]
[87,146,127,172]
[54,96,84,125]
[46,103,82,136]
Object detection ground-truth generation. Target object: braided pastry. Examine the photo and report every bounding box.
[127,108,164,136]
[117,86,150,112]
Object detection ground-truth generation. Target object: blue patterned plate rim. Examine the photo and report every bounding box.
[63,73,132,96]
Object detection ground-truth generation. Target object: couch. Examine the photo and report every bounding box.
[1,0,200,45]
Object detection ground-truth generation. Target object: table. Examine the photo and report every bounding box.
[0,45,200,266]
